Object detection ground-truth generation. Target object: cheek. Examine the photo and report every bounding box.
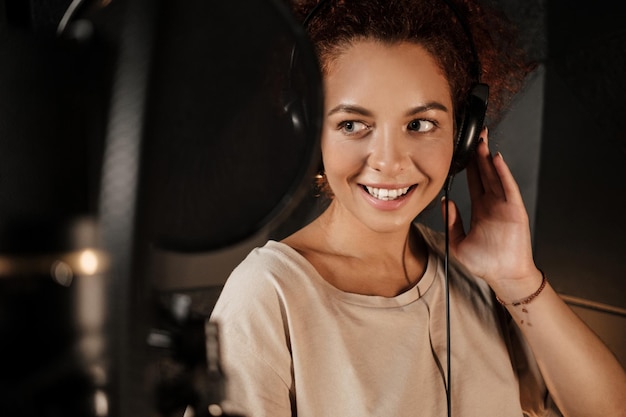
[320,139,343,188]
[410,140,455,176]
[320,135,359,174]
[436,146,455,181]
[441,142,456,170]
[320,135,359,194]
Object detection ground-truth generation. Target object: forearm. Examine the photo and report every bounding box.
[495,273,626,417]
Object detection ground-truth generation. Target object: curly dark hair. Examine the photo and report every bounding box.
[289,0,535,126]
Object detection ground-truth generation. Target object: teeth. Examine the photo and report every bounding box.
[365,186,411,201]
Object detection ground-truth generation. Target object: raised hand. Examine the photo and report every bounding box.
[443,128,542,295]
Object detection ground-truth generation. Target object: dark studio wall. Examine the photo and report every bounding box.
[533,0,626,365]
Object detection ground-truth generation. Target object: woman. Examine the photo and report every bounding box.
[209,0,626,416]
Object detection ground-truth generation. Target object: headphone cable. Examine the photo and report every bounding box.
[444,182,452,417]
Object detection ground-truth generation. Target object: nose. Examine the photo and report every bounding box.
[367,128,408,175]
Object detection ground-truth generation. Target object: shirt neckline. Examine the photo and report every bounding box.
[265,234,440,308]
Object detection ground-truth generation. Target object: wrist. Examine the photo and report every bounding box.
[492,268,546,306]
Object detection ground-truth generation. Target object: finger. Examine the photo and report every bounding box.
[465,140,485,203]
[475,133,505,198]
[492,151,524,205]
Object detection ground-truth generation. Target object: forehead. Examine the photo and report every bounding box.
[323,40,452,110]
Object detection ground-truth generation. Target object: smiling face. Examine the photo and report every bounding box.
[321,40,455,233]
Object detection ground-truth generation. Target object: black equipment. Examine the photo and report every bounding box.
[449,83,489,176]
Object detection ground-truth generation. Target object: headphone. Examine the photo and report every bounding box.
[438,0,489,179]
[293,0,489,181]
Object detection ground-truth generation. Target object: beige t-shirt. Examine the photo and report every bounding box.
[209,224,561,417]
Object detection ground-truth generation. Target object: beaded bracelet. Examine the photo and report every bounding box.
[495,270,547,306]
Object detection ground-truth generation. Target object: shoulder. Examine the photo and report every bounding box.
[215,240,315,301]
[210,240,319,323]
[229,240,312,280]
[209,242,301,408]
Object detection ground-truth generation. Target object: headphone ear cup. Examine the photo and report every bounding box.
[282,88,307,136]
[450,83,489,175]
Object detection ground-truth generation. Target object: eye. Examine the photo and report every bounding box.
[338,120,370,136]
[407,119,436,133]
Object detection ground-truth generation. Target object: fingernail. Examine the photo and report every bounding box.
[496,151,503,159]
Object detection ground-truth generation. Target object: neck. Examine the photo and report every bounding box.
[316,201,422,265]
[284,200,429,297]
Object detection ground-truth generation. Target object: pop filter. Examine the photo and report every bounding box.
[135,0,323,253]
[89,0,322,414]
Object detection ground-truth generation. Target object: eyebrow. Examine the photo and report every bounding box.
[327,104,373,117]
[327,102,450,117]
[404,102,450,116]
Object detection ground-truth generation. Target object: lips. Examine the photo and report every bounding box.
[363,185,413,201]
